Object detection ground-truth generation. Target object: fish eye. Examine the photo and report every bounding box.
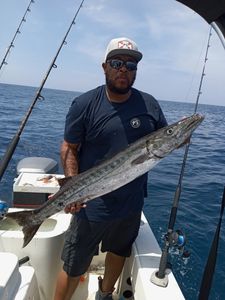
[166,128,174,135]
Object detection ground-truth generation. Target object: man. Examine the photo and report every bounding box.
[54,37,167,300]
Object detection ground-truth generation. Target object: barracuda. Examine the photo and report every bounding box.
[6,114,204,247]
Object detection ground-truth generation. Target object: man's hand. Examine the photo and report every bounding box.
[64,201,87,214]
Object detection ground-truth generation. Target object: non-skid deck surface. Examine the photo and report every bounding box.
[71,272,120,300]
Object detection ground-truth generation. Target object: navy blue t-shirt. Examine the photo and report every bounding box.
[64,85,167,221]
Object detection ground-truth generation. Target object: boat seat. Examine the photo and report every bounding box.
[0,252,40,300]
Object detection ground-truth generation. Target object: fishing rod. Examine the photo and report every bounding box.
[151,26,213,287]
[0,0,35,72]
[0,0,85,182]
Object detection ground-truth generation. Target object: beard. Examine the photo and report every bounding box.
[106,74,136,94]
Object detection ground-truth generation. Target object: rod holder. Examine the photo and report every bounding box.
[150,270,169,287]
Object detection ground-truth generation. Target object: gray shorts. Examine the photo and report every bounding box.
[61,212,141,277]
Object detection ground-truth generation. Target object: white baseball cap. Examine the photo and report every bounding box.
[104,37,143,62]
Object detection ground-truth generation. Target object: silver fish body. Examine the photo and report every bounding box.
[6,114,204,247]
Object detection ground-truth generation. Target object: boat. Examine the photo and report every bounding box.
[0,157,185,300]
[0,1,225,299]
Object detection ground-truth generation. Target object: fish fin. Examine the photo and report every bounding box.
[6,210,43,248]
[131,154,149,165]
[57,176,72,187]
[22,223,42,248]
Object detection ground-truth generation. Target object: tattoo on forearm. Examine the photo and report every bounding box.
[61,143,79,177]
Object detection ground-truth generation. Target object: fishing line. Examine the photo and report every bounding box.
[0,0,85,182]
[0,0,35,73]
[184,30,211,104]
[151,25,212,286]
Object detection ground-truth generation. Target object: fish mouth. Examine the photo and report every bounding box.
[187,115,204,138]
[176,114,204,138]
[183,114,204,128]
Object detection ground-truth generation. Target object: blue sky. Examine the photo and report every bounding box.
[0,0,225,106]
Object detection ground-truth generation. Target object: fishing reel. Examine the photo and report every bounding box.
[165,229,190,258]
[151,229,190,287]
[0,200,9,220]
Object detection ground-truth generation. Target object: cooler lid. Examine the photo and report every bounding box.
[17,157,58,174]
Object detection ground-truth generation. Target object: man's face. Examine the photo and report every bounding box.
[102,55,137,94]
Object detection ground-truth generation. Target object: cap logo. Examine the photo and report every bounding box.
[118,40,133,50]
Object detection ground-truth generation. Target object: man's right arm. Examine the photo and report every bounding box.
[60,140,80,177]
[60,140,86,213]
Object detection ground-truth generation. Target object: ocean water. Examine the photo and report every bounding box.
[0,82,225,299]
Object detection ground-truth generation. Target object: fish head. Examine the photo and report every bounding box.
[148,114,204,159]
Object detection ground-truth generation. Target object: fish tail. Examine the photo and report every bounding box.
[6,210,43,248]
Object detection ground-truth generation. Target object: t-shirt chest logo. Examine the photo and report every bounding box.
[130,118,141,128]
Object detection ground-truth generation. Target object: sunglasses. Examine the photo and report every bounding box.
[107,59,137,71]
